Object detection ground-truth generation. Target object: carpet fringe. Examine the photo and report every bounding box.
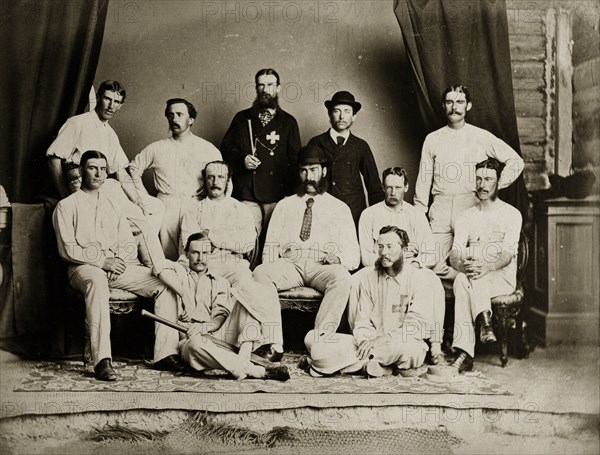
[86,424,168,443]
[181,412,296,447]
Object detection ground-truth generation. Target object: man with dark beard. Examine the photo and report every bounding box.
[448,158,521,372]
[221,68,301,237]
[302,226,433,378]
[253,146,360,348]
[308,91,384,226]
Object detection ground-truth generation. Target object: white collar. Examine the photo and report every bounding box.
[329,128,350,144]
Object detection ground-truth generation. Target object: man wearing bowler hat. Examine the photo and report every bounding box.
[308,91,384,226]
[253,145,360,346]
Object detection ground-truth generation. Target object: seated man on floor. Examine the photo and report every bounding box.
[448,158,521,372]
[253,145,360,345]
[179,160,284,360]
[357,166,445,363]
[176,232,290,381]
[52,151,185,382]
[302,226,432,378]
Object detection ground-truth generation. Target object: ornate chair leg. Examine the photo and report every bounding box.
[516,309,530,359]
[494,310,509,367]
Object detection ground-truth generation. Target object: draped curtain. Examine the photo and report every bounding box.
[394,0,529,219]
[0,0,108,203]
[0,0,108,357]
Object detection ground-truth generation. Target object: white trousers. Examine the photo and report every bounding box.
[179,302,265,378]
[254,256,352,335]
[69,263,179,367]
[305,330,427,374]
[452,270,515,357]
[429,193,479,280]
[347,266,445,345]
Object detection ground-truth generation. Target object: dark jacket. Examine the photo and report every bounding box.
[308,131,384,225]
[221,107,301,204]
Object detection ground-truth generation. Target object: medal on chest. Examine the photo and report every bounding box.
[256,130,280,156]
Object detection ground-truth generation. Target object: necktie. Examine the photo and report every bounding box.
[259,109,274,127]
[336,136,345,147]
[299,198,314,242]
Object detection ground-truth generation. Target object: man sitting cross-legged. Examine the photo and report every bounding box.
[302,226,433,378]
[448,158,522,372]
[357,166,445,363]
[52,151,184,381]
[179,160,284,361]
[175,232,290,381]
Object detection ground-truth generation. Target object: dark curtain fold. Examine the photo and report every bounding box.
[0,0,109,203]
[0,0,108,357]
[394,0,529,220]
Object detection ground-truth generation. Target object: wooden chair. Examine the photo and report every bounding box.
[491,230,531,367]
[75,288,153,366]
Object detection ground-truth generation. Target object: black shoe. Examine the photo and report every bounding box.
[450,350,473,373]
[265,365,290,381]
[154,354,188,372]
[476,310,497,344]
[94,358,117,381]
[297,355,310,371]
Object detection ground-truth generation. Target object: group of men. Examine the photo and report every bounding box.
[48,68,524,382]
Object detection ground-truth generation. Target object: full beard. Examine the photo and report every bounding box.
[253,93,279,110]
[296,178,328,196]
[375,254,405,275]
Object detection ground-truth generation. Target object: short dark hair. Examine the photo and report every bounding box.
[378,225,410,248]
[80,150,108,171]
[184,231,211,253]
[382,167,408,184]
[442,85,471,104]
[202,160,231,183]
[96,80,126,103]
[255,68,280,85]
[165,98,197,119]
[475,157,505,180]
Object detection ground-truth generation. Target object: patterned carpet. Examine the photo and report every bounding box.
[15,354,511,395]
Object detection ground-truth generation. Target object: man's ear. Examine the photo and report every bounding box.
[189,116,195,126]
[466,102,473,112]
[322,166,328,178]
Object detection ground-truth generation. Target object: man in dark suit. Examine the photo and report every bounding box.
[221,68,301,238]
[308,91,384,226]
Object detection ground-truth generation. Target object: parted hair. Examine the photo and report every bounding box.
[165,98,197,119]
[378,225,410,248]
[255,68,280,85]
[442,84,471,104]
[475,157,505,180]
[184,231,210,253]
[80,150,108,170]
[382,167,408,184]
[96,80,126,102]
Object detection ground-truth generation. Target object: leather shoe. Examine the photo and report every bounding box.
[94,358,117,381]
[265,365,290,381]
[450,349,473,373]
[154,354,188,372]
[476,310,497,344]
[297,355,311,371]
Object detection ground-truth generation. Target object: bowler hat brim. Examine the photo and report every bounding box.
[325,99,362,113]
